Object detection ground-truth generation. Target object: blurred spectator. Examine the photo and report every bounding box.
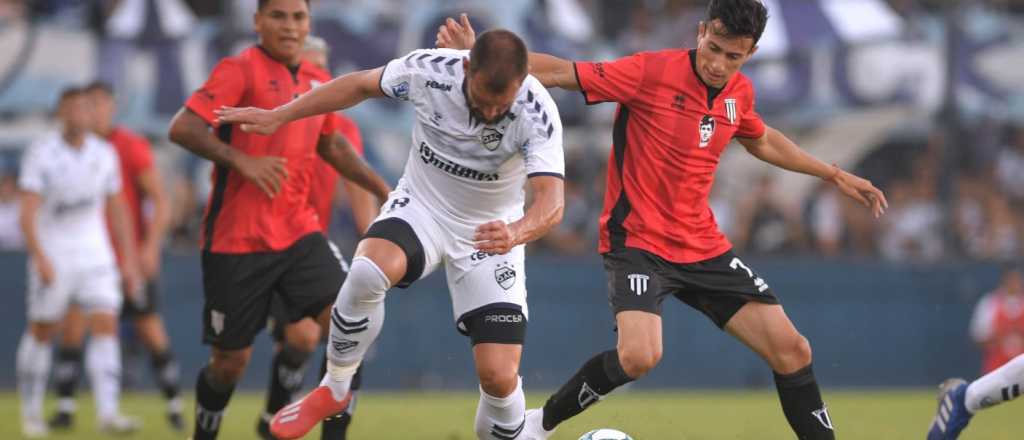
[733,174,805,255]
[0,172,22,250]
[995,125,1024,208]
[807,182,844,257]
[91,0,195,115]
[879,155,946,262]
[971,264,1024,374]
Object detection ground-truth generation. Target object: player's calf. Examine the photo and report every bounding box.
[194,347,251,440]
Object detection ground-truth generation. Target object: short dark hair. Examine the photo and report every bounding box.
[258,0,309,10]
[468,29,528,94]
[706,0,769,45]
[84,80,114,96]
[57,86,84,104]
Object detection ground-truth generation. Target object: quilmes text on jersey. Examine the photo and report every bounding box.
[418,142,500,181]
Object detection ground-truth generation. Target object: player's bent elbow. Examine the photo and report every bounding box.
[167,111,192,146]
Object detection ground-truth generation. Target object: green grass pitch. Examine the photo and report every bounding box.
[0,390,1016,439]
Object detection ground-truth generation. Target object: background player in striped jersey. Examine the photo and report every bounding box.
[439,1,887,438]
[168,1,390,438]
[256,35,380,440]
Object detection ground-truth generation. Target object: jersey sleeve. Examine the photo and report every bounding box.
[734,90,766,139]
[185,58,247,126]
[17,144,45,194]
[519,85,565,178]
[379,51,423,101]
[131,135,155,175]
[573,53,646,105]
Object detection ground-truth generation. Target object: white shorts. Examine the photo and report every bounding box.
[372,186,529,332]
[26,260,122,322]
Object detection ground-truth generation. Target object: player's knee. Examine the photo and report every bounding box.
[618,345,661,378]
[29,322,56,342]
[284,319,321,352]
[774,334,812,373]
[210,350,252,384]
[339,256,391,307]
[477,365,518,397]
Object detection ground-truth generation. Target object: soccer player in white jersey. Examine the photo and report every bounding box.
[218,29,566,440]
[16,87,142,437]
[928,354,1024,438]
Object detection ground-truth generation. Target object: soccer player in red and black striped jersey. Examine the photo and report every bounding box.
[439,1,887,439]
[255,35,379,440]
[167,1,390,439]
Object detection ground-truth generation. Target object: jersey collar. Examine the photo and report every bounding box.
[688,49,726,109]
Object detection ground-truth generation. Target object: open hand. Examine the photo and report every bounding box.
[436,13,476,50]
[474,220,519,255]
[236,153,289,198]
[832,170,888,218]
[215,106,283,135]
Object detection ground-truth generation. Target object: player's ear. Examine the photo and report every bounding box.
[462,57,470,72]
[697,21,706,39]
[747,44,759,58]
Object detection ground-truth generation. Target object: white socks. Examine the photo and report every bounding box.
[965,354,1024,413]
[16,333,52,422]
[475,376,526,440]
[86,335,122,421]
[323,256,389,401]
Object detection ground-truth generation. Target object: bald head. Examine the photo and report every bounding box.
[468,29,528,94]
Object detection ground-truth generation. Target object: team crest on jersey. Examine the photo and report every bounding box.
[494,263,516,290]
[699,114,716,148]
[481,127,504,151]
[392,81,410,100]
[724,98,737,124]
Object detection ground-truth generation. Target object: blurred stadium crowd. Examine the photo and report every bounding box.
[0,0,1023,263]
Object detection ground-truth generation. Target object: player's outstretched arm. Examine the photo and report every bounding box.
[436,13,579,91]
[474,175,564,255]
[316,132,391,203]
[738,126,888,218]
[215,68,386,135]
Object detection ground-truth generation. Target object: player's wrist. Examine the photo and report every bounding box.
[822,163,842,184]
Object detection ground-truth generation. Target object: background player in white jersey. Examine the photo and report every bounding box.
[16,87,142,437]
[928,353,1024,439]
[218,29,566,440]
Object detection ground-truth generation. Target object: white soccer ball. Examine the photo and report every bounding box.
[578,428,634,440]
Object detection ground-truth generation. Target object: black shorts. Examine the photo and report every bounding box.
[122,279,161,317]
[202,233,344,350]
[269,240,351,342]
[604,247,779,329]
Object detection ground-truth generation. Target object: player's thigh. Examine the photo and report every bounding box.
[276,233,346,324]
[673,250,779,329]
[76,264,123,319]
[724,301,807,371]
[25,260,72,324]
[449,246,528,345]
[362,190,445,288]
[200,250,284,350]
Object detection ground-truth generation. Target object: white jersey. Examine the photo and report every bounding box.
[379,48,565,227]
[18,131,122,267]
